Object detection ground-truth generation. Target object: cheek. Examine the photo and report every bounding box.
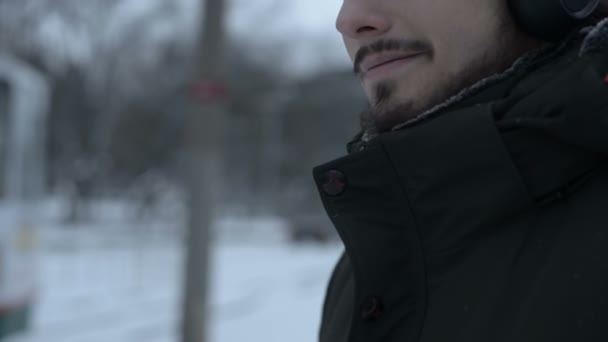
[441,0,500,58]
[430,12,495,74]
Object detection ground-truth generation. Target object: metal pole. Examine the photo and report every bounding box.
[181,0,226,341]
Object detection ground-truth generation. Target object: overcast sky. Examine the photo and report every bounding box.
[227,0,351,76]
[0,0,351,80]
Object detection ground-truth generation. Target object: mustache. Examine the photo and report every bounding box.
[353,39,431,74]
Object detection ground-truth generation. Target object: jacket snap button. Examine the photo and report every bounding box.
[320,170,347,196]
[361,296,384,321]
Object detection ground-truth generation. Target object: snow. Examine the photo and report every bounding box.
[6,222,342,342]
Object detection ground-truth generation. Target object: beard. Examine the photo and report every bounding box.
[359,22,542,135]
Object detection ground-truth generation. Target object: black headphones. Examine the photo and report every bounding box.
[509,0,600,41]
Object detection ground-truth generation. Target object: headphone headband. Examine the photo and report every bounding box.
[562,0,601,18]
[509,0,600,41]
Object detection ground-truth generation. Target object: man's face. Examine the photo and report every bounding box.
[336,0,542,132]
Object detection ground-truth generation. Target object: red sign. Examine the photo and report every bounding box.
[191,80,227,102]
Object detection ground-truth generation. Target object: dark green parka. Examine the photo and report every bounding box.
[314,20,608,342]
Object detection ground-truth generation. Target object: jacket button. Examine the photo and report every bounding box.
[320,170,347,196]
[361,296,384,321]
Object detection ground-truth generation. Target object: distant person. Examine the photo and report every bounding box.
[314,1,608,341]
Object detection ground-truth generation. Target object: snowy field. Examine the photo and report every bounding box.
[5,215,342,342]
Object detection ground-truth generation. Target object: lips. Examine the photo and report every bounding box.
[360,51,425,75]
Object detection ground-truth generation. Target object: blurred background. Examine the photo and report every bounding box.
[0,0,366,341]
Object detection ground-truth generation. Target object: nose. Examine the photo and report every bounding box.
[336,1,392,40]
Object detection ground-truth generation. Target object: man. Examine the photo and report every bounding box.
[313,0,608,341]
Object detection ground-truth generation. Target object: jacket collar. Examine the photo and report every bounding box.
[374,107,534,256]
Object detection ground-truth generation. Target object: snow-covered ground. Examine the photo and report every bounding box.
[6,220,342,342]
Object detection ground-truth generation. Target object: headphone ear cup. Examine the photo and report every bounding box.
[508,0,600,42]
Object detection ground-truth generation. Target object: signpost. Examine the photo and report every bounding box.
[181,0,227,341]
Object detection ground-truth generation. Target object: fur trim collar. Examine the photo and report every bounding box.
[580,17,608,56]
